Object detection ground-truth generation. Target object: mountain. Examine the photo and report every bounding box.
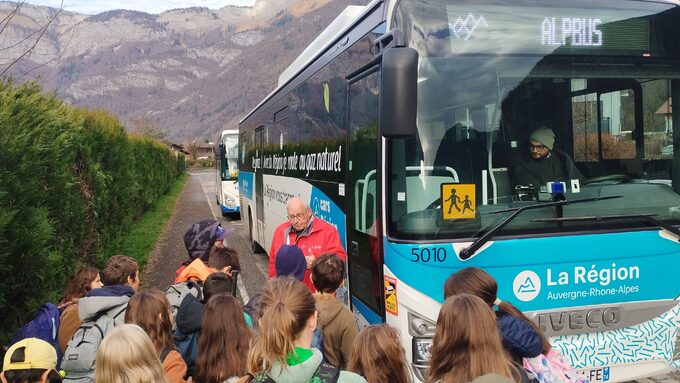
[0,0,363,141]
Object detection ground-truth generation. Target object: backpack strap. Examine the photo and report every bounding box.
[159,348,172,363]
[312,362,340,383]
[186,280,204,302]
[251,374,276,383]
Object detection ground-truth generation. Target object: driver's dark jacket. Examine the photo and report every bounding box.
[510,149,585,188]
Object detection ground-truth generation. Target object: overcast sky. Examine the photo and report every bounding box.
[21,0,257,15]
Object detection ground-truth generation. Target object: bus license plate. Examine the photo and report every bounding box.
[581,367,610,383]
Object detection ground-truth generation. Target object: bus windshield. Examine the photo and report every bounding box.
[221,134,239,181]
[389,0,680,241]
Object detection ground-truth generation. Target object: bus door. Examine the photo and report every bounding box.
[255,126,265,246]
[346,66,384,326]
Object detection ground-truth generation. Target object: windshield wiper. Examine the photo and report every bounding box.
[532,213,680,241]
[458,195,623,260]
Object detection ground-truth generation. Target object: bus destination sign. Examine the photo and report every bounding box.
[446,6,657,55]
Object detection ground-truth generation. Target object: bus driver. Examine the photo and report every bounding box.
[509,127,585,189]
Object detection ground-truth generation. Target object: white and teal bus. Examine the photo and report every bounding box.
[239,0,680,381]
[215,129,240,216]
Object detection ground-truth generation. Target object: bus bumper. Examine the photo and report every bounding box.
[221,204,240,213]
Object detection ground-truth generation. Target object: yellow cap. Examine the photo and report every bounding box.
[3,338,57,371]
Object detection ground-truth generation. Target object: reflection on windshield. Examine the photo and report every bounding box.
[222,135,239,180]
[389,0,680,240]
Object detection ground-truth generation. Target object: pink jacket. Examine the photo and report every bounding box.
[268,216,346,292]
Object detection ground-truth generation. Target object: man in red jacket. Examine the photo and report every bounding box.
[268,196,346,291]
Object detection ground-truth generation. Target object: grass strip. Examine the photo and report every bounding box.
[101,173,189,269]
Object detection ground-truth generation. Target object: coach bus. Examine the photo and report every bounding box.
[215,129,240,216]
[239,0,680,380]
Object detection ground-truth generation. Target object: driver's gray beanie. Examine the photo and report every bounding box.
[529,127,555,151]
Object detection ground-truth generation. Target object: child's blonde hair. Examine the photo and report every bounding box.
[94,324,168,383]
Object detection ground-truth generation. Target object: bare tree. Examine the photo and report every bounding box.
[0,0,64,78]
[184,139,201,160]
[127,117,167,141]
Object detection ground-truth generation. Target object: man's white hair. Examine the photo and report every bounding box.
[286,196,308,209]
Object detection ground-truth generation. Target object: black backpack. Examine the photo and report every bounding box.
[252,362,340,383]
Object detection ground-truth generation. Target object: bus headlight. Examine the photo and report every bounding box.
[408,312,436,337]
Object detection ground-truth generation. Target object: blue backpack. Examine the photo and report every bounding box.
[10,303,62,367]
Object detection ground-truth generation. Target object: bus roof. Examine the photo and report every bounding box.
[221,129,238,136]
[239,0,382,124]
[239,0,680,125]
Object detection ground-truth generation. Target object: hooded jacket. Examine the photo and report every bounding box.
[315,295,359,369]
[183,219,221,263]
[77,285,134,322]
[176,294,204,335]
[268,216,347,292]
[496,312,543,362]
[255,349,366,383]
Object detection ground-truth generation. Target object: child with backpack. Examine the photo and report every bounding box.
[2,338,63,383]
[125,291,187,383]
[444,267,545,362]
[167,245,241,324]
[7,266,103,370]
[173,272,239,379]
[311,254,358,369]
[61,255,140,383]
[195,295,253,383]
[347,324,411,383]
[57,266,103,354]
[94,324,168,383]
[428,294,534,383]
[239,277,366,383]
[444,267,588,383]
[175,220,233,283]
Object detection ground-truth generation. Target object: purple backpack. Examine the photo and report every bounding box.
[10,303,63,367]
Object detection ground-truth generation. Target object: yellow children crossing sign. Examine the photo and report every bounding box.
[441,183,476,220]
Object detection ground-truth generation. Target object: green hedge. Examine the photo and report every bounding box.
[0,80,183,344]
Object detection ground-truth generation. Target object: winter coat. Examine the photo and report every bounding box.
[268,216,347,292]
[496,312,543,362]
[177,295,204,335]
[162,349,188,383]
[58,303,80,353]
[258,348,366,383]
[315,295,359,369]
[509,149,584,188]
[77,285,134,322]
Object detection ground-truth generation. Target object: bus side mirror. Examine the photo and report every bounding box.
[380,47,418,138]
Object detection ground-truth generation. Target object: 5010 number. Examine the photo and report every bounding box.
[410,247,447,263]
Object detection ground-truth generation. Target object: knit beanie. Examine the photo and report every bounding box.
[529,127,555,151]
[275,245,307,281]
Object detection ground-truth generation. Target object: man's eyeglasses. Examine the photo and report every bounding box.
[287,213,306,222]
[529,144,547,151]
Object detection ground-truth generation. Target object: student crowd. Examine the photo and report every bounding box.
[2,202,588,383]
